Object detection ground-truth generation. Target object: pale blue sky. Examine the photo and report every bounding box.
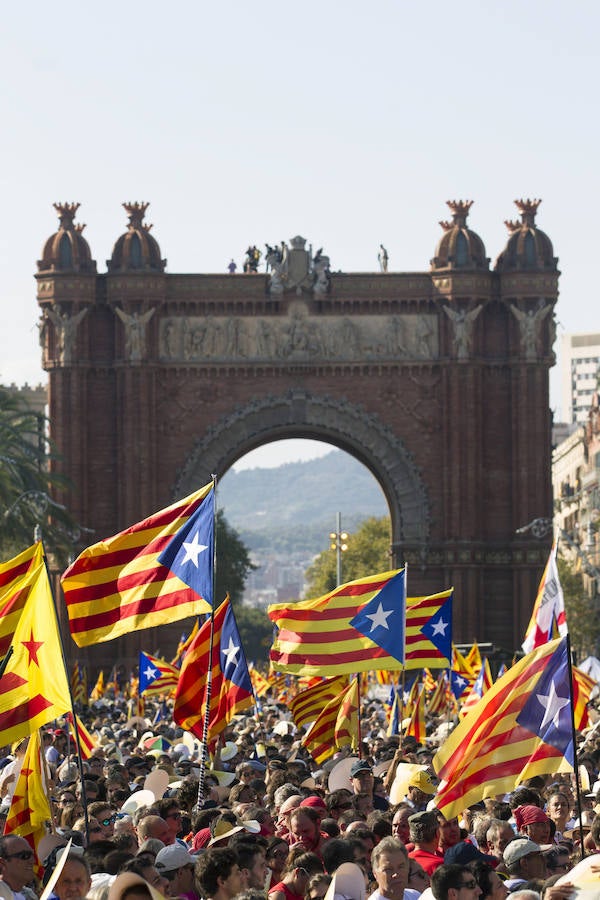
[2,1,598,470]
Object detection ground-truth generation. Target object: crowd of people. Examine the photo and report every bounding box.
[0,693,599,900]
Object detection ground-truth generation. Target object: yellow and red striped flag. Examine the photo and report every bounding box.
[0,544,43,658]
[171,620,200,667]
[249,666,272,699]
[174,597,253,743]
[427,671,454,716]
[65,712,97,759]
[423,668,437,692]
[465,641,482,676]
[0,560,71,746]
[434,637,574,819]
[572,665,596,730]
[405,684,426,743]
[302,679,359,764]
[289,675,349,729]
[460,658,493,718]
[4,731,50,867]
[61,483,214,647]
[70,662,88,706]
[90,670,105,701]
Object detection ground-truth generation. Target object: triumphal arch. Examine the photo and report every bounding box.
[36,199,559,665]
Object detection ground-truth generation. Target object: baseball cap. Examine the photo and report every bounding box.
[409,770,436,795]
[444,842,498,867]
[503,838,542,868]
[155,844,194,872]
[350,760,372,777]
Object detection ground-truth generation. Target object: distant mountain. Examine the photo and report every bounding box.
[219,450,388,556]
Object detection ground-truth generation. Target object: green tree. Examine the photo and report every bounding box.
[233,605,273,664]
[215,509,256,607]
[0,387,78,563]
[557,553,600,661]
[305,515,392,596]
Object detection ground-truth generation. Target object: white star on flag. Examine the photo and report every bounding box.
[431,617,448,636]
[182,533,209,567]
[365,602,394,631]
[143,665,157,680]
[536,680,570,732]
[222,636,240,669]
[454,675,467,689]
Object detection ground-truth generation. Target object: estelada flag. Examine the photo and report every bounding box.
[0,544,43,658]
[173,596,253,743]
[302,679,359,764]
[434,637,574,819]
[139,651,180,697]
[61,483,214,647]
[0,561,71,746]
[269,569,409,677]
[4,731,50,867]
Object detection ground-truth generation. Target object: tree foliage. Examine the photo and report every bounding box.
[557,553,600,662]
[0,387,79,564]
[304,515,393,596]
[233,605,274,664]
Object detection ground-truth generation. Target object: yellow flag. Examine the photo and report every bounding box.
[0,562,71,746]
[4,731,50,862]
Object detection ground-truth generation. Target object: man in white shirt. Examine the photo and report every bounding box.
[368,837,420,900]
[0,835,36,900]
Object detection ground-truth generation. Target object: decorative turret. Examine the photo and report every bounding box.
[495,199,558,272]
[107,202,166,273]
[37,203,96,273]
[430,201,489,271]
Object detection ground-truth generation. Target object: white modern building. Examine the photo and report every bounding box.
[561,332,600,424]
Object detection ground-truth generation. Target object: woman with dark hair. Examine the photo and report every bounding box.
[545,793,572,842]
[266,837,291,888]
[468,861,507,900]
[268,851,323,900]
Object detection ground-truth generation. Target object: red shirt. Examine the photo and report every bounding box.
[408,847,444,875]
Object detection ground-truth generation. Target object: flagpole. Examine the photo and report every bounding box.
[355,672,362,757]
[565,633,587,858]
[39,541,91,844]
[195,474,218,810]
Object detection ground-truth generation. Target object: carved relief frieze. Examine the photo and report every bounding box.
[158,311,439,364]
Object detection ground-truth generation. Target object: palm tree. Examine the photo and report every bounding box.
[0,387,80,562]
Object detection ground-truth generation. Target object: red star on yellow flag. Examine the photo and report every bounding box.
[21,632,43,667]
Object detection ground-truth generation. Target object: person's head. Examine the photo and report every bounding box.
[485,821,514,859]
[407,771,436,809]
[266,837,289,881]
[467,861,506,900]
[305,873,331,900]
[503,838,546,881]
[0,835,35,891]
[195,847,243,900]
[513,806,552,845]
[430,863,482,900]
[508,788,542,811]
[137,815,170,846]
[545,792,570,825]
[290,808,321,852]
[88,802,117,839]
[409,810,439,848]
[53,851,92,900]
[155,844,196,897]
[236,762,257,785]
[543,845,571,877]
[350,761,374,796]
[327,790,354,821]
[235,842,268,891]
[158,802,182,845]
[407,858,430,894]
[119,858,169,896]
[371,836,409,900]
[437,813,462,850]
[391,807,411,844]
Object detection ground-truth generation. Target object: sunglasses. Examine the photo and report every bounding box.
[458,880,478,890]
[100,815,117,826]
[4,850,34,861]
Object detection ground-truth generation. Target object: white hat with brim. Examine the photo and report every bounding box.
[208,819,261,846]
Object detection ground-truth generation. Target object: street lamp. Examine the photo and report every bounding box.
[329,512,348,587]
